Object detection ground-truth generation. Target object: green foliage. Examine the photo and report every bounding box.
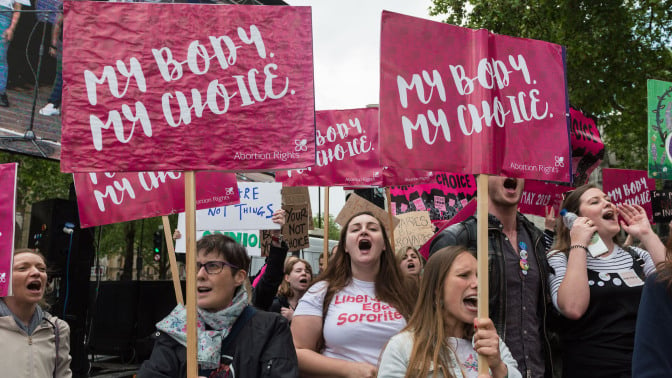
[429,0,672,168]
[313,214,341,240]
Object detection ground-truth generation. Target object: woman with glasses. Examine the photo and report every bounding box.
[138,211,298,377]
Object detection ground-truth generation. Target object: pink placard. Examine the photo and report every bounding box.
[380,11,570,182]
[62,2,314,173]
[382,167,436,187]
[570,107,604,185]
[276,108,382,187]
[602,169,656,223]
[518,180,574,218]
[74,171,239,228]
[0,163,17,297]
[390,172,477,221]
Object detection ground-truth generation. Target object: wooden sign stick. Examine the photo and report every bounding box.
[185,172,198,378]
[162,215,184,305]
[386,187,396,252]
[323,187,330,268]
[476,174,489,374]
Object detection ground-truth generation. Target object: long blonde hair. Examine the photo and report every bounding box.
[277,257,312,299]
[403,246,474,378]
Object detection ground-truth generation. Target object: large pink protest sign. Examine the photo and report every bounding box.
[0,163,17,297]
[275,108,382,187]
[382,167,435,187]
[62,3,314,173]
[570,107,604,185]
[74,171,239,228]
[518,180,573,218]
[389,172,476,221]
[602,169,655,223]
[380,12,571,182]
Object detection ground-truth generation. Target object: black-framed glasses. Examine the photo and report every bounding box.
[196,260,240,275]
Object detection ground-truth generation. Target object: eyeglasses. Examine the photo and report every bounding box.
[196,260,240,275]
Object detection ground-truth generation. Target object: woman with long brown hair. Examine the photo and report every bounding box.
[291,211,416,377]
[378,246,519,378]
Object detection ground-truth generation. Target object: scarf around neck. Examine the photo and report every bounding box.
[156,286,248,370]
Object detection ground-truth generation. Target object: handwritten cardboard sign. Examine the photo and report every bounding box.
[570,107,604,186]
[0,163,17,297]
[276,108,382,187]
[62,2,315,172]
[389,172,477,221]
[74,171,239,228]
[335,193,399,234]
[380,11,570,182]
[603,168,655,223]
[393,211,435,250]
[651,190,672,223]
[175,229,261,256]
[518,180,573,218]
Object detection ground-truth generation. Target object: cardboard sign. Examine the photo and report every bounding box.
[281,186,312,230]
[180,182,281,231]
[393,211,435,250]
[647,79,672,179]
[335,193,400,234]
[74,171,239,228]
[276,108,382,187]
[518,180,573,218]
[389,172,477,221]
[281,204,311,252]
[380,11,570,182]
[570,106,604,186]
[0,163,17,297]
[62,2,315,172]
[651,190,672,223]
[603,169,655,223]
[175,229,261,256]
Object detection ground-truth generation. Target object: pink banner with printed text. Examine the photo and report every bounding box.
[570,107,604,186]
[389,172,477,221]
[62,2,314,173]
[382,167,436,187]
[518,180,574,218]
[602,169,655,223]
[74,171,239,228]
[380,11,571,182]
[275,108,382,187]
[0,163,17,297]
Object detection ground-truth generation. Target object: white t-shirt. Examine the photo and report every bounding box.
[0,0,30,11]
[295,278,406,365]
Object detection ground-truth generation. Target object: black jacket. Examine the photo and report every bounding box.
[137,310,298,378]
[429,213,556,376]
[252,241,288,311]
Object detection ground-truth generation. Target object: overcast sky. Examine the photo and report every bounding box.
[284,0,442,218]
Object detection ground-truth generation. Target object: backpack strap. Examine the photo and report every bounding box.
[623,246,646,281]
[221,305,257,353]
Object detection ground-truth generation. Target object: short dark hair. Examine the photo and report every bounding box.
[196,234,250,272]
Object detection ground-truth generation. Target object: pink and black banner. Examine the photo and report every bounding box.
[389,172,477,221]
[74,171,239,228]
[62,2,315,172]
[602,169,655,223]
[570,107,604,185]
[275,108,382,187]
[380,11,571,182]
[518,180,573,218]
[0,163,18,297]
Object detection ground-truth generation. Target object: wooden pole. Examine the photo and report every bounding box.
[162,215,184,305]
[385,187,396,252]
[184,172,198,378]
[323,187,330,268]
[476,174,489,374]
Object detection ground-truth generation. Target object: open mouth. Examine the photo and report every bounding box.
[299,278,308,284]
[358,239,372,250]
[463,295,478,311]
[603,210,616,221]
[27,281,42,291]
[197,287,212,294]
[407,263,415,269]
[503,178,517,190]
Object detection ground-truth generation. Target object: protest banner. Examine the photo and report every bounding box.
[276,108,382,187]
[389,172,477,221]
[602,168,655,223]
[175,229,261,256]
[382,167,436,187]
[74,171,239,228]
[570,106,604,186]
[335,193,400,234]
[62,2,315,172]
[518,180,573,218]
[380,11,571,182]
[0,163,17,297]
[651,190,672,224]
[393,211,435,250]
[647,79,672,179]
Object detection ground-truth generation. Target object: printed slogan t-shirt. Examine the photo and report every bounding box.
[294,279,406,365]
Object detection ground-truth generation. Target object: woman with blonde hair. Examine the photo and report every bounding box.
[396,246,425,281]
[270,257,313,322]
[379,245,520,378]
